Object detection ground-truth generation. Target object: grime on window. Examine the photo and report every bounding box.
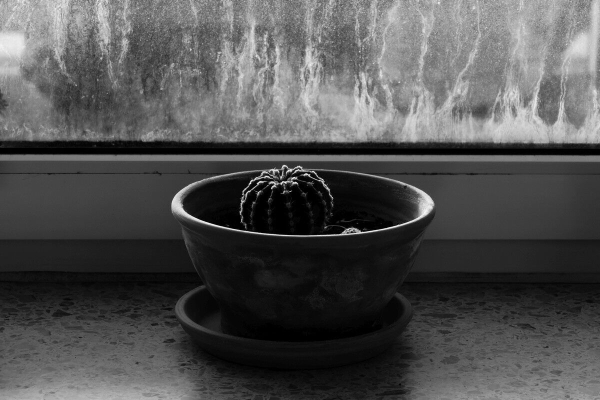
[0,0,598,151]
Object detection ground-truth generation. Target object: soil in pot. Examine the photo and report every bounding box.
[204,208,398,235]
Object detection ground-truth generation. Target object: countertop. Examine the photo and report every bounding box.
[2,278,600,399]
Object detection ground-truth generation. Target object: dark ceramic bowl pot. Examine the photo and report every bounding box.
[172,169,435,341]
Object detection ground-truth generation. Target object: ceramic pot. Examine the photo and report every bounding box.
[171,169,435,341]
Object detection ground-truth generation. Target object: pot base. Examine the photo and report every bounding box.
[219,307,386,342]
[175,286,413,369]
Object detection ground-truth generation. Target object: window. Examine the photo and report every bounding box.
[1,0,599,151]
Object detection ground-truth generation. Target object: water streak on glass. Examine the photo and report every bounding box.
[0,0,599,146]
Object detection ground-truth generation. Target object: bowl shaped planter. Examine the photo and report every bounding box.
[171,169,435,341]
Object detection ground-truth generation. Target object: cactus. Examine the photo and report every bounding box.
[240,165,334,235]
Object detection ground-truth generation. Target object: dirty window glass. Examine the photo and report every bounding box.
[0,0,598,150]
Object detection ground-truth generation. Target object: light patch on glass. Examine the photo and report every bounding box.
[0,31,25,75]
[0,31,25,59]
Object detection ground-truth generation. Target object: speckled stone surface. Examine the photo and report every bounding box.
[2,281,600,400]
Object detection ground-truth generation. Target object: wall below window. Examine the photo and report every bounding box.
[1,240,599,282]
[1,154,600,279]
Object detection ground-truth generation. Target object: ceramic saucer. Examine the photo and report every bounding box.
[175,286,412,370]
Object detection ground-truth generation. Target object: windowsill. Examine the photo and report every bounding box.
[2,153,600,274]
[2,278,599,398]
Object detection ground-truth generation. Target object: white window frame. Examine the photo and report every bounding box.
[2,153,600,278]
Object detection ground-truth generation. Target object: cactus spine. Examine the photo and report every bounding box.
[240,165,334,235]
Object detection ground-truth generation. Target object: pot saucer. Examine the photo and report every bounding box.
[175,286,413,370]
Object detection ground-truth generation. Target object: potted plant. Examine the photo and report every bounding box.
[171,166,435,343]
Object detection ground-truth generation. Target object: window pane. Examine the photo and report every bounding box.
[1,0,599,148]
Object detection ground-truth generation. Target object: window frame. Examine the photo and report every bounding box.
[2,153,600,275]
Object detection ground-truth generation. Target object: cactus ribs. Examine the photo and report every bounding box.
[239,165,334,235]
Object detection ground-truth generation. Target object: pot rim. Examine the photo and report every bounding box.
[171,169,435,239]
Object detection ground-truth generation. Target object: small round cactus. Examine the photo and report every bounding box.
[240,165,334,235]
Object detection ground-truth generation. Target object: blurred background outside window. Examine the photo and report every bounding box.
[1,0,599,150]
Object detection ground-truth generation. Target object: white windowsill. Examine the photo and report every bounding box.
[4,153,600,174]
